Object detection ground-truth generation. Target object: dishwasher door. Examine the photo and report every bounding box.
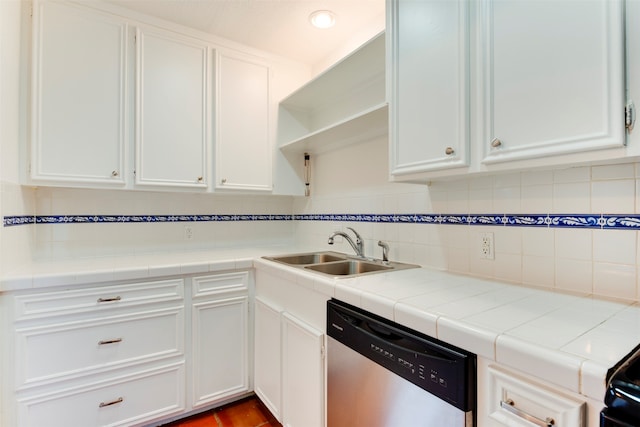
[327,299,475,427]
[328,336,471,426]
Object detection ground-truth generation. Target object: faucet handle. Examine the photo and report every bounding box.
[346,227,362,242]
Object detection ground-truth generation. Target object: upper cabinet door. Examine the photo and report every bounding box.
[388,0,470,176]
[215,51,272,192]
[479,0,625,164]
[135,27,208,188]
[31,1,127,185]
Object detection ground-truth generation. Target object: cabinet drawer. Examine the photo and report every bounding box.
[14,279,184,320]
[192,272,248,298]
[487,365,585,427]
[18,362,185,427]
[16,307,184,388]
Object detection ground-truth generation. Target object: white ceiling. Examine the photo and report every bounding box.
[105,0,386,66]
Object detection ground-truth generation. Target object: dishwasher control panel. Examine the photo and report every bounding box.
[328,299,476,412]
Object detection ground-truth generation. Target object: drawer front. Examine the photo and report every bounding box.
[192,271,249,298]
[487,365,585,427]
[16,307,184,388]
[18,363,185,427]
[14,279,184,320]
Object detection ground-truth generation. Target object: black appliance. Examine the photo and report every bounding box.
[601,346,640,426]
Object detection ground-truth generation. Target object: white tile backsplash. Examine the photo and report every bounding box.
[291,140,640,303]
[591,179,636,213]
[6,135,640,302]
[593,230,637,264]
[553,182,591,213]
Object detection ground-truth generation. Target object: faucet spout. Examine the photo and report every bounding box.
[327,227,365,258]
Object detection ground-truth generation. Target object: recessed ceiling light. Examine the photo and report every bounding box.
[309,10,336,29]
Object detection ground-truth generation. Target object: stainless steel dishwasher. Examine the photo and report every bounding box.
[327,299,476,427]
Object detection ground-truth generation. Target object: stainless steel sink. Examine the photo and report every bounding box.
[265,252,346,265]
[263,251,419,278]
[305,260,392,275]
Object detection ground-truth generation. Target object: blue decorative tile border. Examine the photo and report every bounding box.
[4,213,640,230]
[3,214,293,227]
[293,213,640,229]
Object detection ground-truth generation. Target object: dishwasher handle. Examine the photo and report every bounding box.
[359,319,456,363]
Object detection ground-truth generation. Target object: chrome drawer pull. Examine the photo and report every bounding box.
[97,296,121,303]
[500,399,555,427]
[98,338,123,345]
[99,397,123,408]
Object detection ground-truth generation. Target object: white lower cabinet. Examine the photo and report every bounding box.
[11,279,187,427]
[253,270,327,427]
[281,312,324,427]
[191,272,250,408]
[478,358,595,427]
[6,270,253,427]
[17,363,185,427]
[254,297,282,420]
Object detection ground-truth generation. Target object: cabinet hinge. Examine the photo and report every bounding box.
[626,101,635,132]
[321,344,325,360]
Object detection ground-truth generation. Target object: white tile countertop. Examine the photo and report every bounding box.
[252,256,640,403]
[2,248,638,404]
[0,245,306,292]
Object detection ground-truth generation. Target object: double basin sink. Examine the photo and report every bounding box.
[263,251,419,278]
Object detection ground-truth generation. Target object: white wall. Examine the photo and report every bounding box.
[0,0,35,274]
[32,187,295,260]
[294,136,640,303]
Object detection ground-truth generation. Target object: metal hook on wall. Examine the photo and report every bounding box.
[304,153,311,197]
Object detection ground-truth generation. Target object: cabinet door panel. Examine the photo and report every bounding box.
[136,28,208,188]
[216,51,271,191]
[32,1,126,184]
[480,0,625,163]
[254,298,282,421]
[282,312,323,427]
[192,296,248,408]
[389,0,470,175]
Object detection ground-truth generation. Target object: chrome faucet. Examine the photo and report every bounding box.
[328,227,365,258]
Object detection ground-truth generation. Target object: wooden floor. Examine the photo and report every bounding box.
[162,396,281,427]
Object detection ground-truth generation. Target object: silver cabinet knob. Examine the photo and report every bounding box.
[491,138,502,148]
[111,171,119,177]
[221,178,227,184]
[445,147,455,155]
[197,176,203,183]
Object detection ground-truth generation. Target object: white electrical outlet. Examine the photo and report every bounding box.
[480,232,494,259]
[184,225,193,240]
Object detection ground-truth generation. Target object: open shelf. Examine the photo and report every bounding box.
[278,32,386,154]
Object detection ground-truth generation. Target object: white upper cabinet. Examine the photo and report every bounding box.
[27,1,299,194]
[388,0,470,175]
[215,51,272,191]
[135,27,208,188]
[31,1,127,185]
[479,0,625,164]
[389,0,628,181]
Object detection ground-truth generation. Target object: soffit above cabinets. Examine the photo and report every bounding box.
[103,0,385,66]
